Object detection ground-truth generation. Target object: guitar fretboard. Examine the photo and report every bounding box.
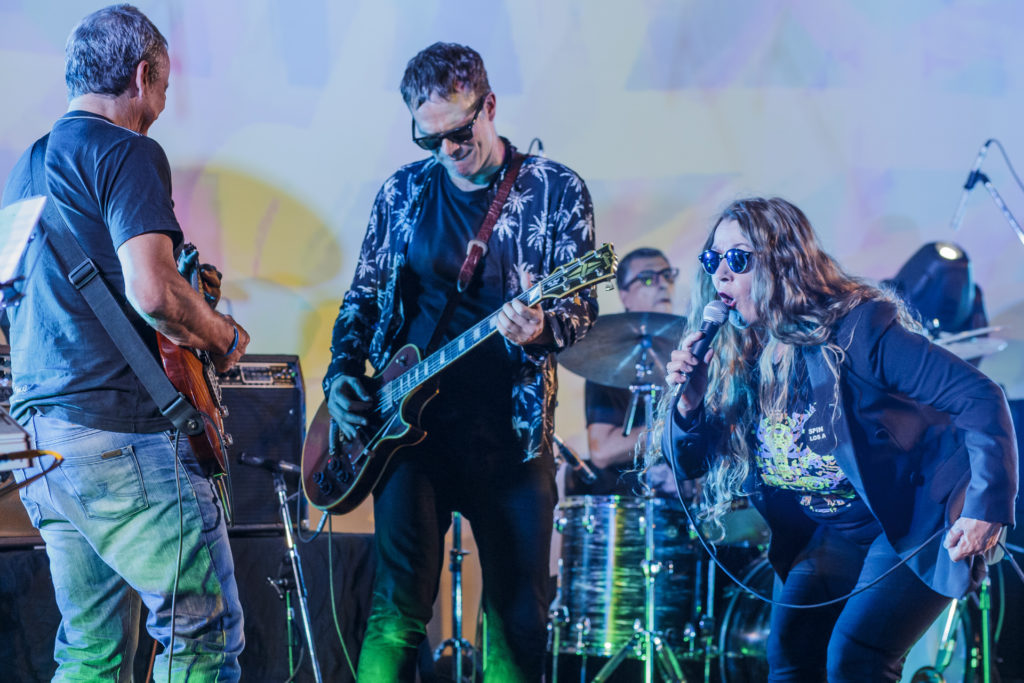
[375,285,541,413]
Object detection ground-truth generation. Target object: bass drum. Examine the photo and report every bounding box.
[717,558,1004,682]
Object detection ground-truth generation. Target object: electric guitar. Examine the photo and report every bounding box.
[301,243,617,514]
[155,244,232,485]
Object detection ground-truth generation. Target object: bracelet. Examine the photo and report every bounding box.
[224,325,239,356]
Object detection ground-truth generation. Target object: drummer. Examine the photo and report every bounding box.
[566,247,685,497]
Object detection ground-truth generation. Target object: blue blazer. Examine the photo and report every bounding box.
[664,300,1018,598]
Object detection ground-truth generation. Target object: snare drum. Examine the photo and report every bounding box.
[552,495,697,657]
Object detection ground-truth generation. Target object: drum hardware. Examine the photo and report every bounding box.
[547,559,569,683]
[593,343,686,683]
[909,576,996,683]
[433,511,479,682]
[556,311,687,389]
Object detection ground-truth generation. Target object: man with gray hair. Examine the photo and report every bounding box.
[2,5,247,680]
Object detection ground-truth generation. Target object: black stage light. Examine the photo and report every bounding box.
[883,241,987,337]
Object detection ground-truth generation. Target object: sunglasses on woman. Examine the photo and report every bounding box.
[411,94,488,151]
[698,248,754,275]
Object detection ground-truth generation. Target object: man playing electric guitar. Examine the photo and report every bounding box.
[324,42,598,681]
[2,6,249,680]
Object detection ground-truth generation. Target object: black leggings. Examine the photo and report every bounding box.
[767,525,952,682]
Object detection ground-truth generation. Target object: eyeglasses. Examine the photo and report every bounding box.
[411,94,488,151]
[698,248,753,275]
[624,267,679,289]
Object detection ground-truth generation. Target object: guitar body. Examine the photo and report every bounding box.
[302,344,439,514]
[156,331,230,477]
[301,244,619,515]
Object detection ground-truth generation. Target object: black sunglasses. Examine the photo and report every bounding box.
[411,94,488,151]
[698,248,754,275]
[624,267,679,289]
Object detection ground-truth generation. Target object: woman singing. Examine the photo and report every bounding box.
[658,197,1017,681]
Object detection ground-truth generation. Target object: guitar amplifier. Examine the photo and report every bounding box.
[218,354,308,531]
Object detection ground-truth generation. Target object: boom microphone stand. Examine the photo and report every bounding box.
[952,138,1024,248]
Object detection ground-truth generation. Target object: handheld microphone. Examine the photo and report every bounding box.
[553,434,597,484]
[239,452,301,476]
[951,139,993,231]
[673,300,729,397]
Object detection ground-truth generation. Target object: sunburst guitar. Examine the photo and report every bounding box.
[155,244,234,521]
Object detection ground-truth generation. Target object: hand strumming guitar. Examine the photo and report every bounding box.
[327,374,372,441]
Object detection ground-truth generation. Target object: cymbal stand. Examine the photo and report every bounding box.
[593,345,685,683]
[910,577,994,682]
[622,331,657,438]
[434,511,478,681]
[271,470,323,683]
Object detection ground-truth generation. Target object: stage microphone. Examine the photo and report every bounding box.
[951,139,994,231]
[239,452,301,476]
[553,434,597,484]
[673,300,729,397]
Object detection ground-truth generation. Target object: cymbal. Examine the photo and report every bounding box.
[558,311,688,388]
[935,335,1008,361]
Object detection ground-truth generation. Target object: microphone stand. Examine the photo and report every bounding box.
[271,469,323,683]
[972,170,1024,247]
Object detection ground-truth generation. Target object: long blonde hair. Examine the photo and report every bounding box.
[646,197,919,522]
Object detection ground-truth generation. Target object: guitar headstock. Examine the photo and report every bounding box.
[531,243,617,303]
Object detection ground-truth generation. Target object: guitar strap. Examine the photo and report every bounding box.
[28,134,205,436]
[425,150,527,354]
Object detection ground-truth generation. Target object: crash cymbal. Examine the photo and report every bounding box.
[935,335,1008,361]
[557,311,688,388]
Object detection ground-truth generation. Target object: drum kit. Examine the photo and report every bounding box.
[552,311,770,682]
[549,312,1010,682]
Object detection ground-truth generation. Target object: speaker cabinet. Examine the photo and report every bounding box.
[218,354,307,531]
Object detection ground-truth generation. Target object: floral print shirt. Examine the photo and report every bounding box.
[324,141,598,460]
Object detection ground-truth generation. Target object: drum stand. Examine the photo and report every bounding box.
[910,577,995,683]
[434,511,478,682]
[592,345,686,683]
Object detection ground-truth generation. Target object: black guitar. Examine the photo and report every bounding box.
[301,244,617,514]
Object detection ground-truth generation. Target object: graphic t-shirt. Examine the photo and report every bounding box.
[753,352,857,514]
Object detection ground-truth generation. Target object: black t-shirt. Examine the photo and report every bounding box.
[569,380,677,496]
[398,164,516,445]
[1,111,183,431]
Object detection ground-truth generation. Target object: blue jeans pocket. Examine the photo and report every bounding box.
[61,445,150,520]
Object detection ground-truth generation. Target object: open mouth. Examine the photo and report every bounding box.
[718,293,735,308]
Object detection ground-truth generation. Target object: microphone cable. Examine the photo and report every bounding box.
[664,438,984,610]
[327,513,359,680]
[167,428,184,681]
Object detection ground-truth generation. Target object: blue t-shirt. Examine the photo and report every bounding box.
[1,111,183,432]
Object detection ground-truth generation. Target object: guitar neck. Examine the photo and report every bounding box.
[380,286,540,409]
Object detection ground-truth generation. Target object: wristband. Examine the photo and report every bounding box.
[224,325,239,356]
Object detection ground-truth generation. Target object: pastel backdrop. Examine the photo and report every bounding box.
[3,0,1023,653]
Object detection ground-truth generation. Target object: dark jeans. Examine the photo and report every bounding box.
[356,426,557,682]
[767,524,952,682]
